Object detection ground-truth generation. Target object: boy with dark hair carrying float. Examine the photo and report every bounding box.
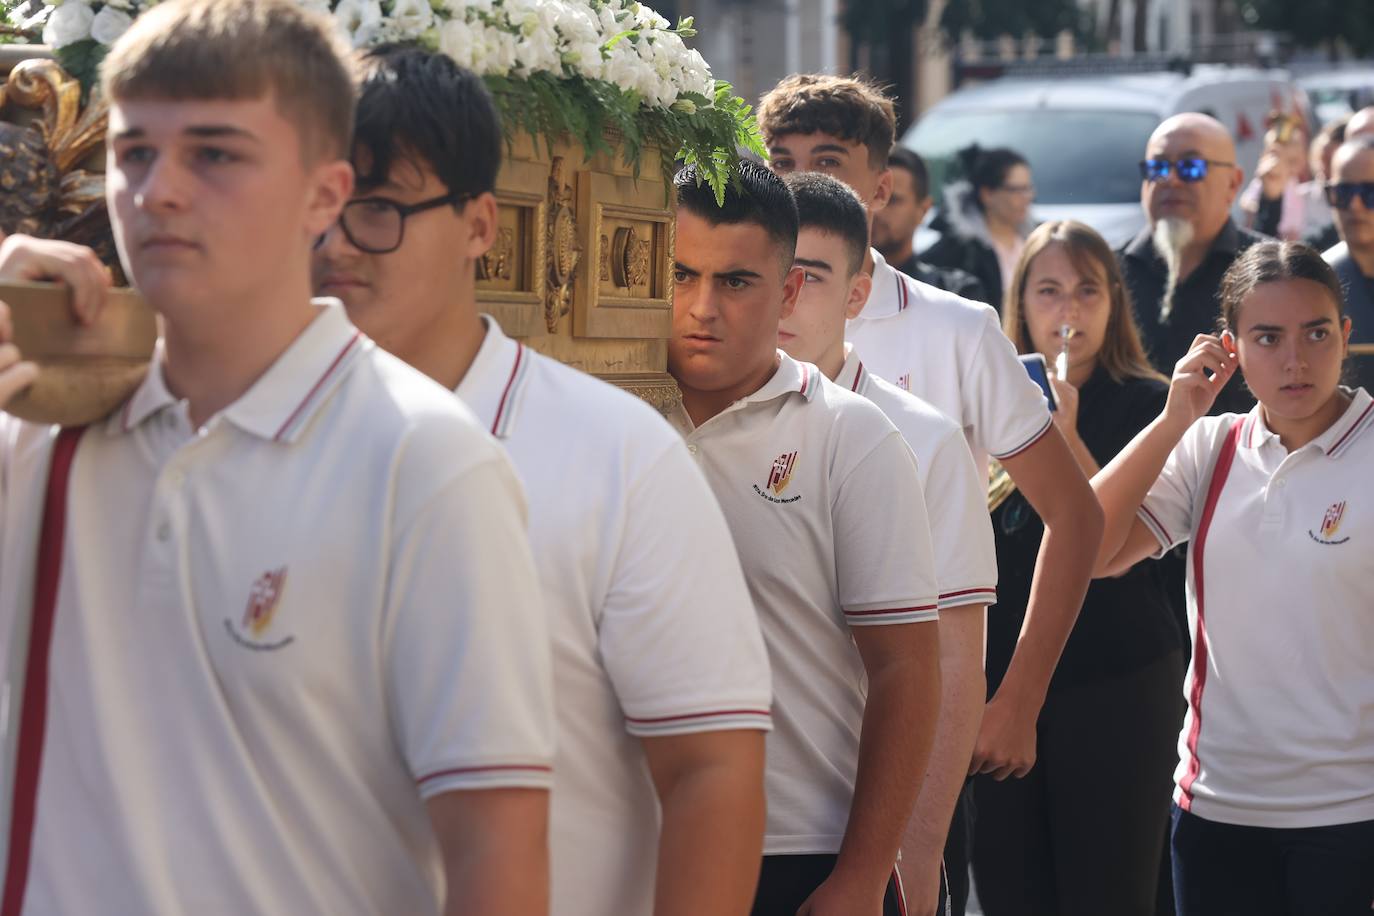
[312,45,774,916]
[758,73,1103,915]
[669,161,942,916]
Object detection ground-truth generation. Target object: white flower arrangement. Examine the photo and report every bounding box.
[4,0,763,201]
[16,0,713,114]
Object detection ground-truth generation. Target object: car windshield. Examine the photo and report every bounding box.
[903,109,1160,206]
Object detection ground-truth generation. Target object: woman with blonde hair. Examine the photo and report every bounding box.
[973,221,1185,915]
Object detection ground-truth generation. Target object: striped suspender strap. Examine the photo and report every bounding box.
[1,426,84,916]
[1177,416,1245,810]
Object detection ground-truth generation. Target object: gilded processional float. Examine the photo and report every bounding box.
[0,0,765,423]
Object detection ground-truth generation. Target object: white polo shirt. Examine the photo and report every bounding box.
[669,352,940,855]
[0,302,554,916]
[846,248,1053,472]
[837,346,997,611]
[455,318,772,916]
[1138,388,1374,829]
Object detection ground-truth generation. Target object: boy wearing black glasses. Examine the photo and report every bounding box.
[1118,112,1266,416]
[313,46,775,916]
[1323,136,1374,390]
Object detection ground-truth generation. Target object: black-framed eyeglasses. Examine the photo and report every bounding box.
[320,191,474,255]
[1138,158,1235,183]
[1325,182,1374,211]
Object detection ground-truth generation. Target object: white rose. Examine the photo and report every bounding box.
[631,5,669,32]
[564,39,604,80]
[517,24,560,75]
[437,17,480,69]
[388,0,434,36]
[89,4,132,43]
[595,3,623,38]
[43,0,94,47]
[683,48,714,96]
[604,43,659,100]
[486,27,519,76]
[553,3,598,42]
[331,0,382,46]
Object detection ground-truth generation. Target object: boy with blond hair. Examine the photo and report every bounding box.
[0,2,553,914]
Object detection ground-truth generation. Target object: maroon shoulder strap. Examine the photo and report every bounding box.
[2,426,84,916]
[1177,415,1245,808]
[1196,416,1246,549]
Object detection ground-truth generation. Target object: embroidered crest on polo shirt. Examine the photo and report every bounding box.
[1309,501,1351,546]
[754,451,802,504]
[225,567,296,650]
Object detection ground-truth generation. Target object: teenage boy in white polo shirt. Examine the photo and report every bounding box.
[311,46,774,916]
[778,171,997,913]
[669,161,942,916]
[0,3,554,914]
[758,74,1103,915]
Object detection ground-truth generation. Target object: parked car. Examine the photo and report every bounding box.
[1297,68,1374,125]
[903,66,1311,249]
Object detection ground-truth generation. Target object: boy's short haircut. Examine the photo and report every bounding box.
[783,172,869,276]
[100,0,356,163]
[353,45,503,199]
[888,147,930,201]
[675,161,799,269]
[757,74,897,170]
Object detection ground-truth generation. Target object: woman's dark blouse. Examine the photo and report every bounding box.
[987,368,1183,695]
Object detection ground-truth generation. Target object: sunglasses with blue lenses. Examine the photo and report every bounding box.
[1138,158,1235,183]
[1325,182,1374,211]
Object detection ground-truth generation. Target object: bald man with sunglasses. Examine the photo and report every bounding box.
[1118,113,1268,417]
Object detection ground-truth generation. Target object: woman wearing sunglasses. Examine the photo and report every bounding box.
[1093,240,1374,915]
[1323,135,1374,390]
[923,144,1037,309]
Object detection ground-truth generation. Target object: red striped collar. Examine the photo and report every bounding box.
[1241,387,1374,457]
[855,248,908,320]
[105,301,367,443]
[1316,387,1374,457]
[834,345,868,395]
[736,351,823,405]
[455,316,532,439]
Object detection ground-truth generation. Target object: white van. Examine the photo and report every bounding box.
[903,66,1310,249]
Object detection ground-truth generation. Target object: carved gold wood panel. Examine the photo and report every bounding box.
[479,130,679,413]
[575,171,672,339]
[481,157,548,341]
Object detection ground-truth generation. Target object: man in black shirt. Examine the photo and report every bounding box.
[1323,136,1374,391]
[874,147,990,304]
[1118,113,1267,416]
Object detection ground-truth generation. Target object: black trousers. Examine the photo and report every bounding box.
[752,854,905,916]
[970,651,1184,916]
[1171,806,1374,916]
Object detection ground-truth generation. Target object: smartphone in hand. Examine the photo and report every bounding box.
[1019,353,1057,411]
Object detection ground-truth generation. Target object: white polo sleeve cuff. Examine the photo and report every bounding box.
[415,760,554,798]
[938,587,998,610]
[842,600,940,627]
[989,413,1055,462]
[1137,502,1176,558]
[624,706,773,738]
